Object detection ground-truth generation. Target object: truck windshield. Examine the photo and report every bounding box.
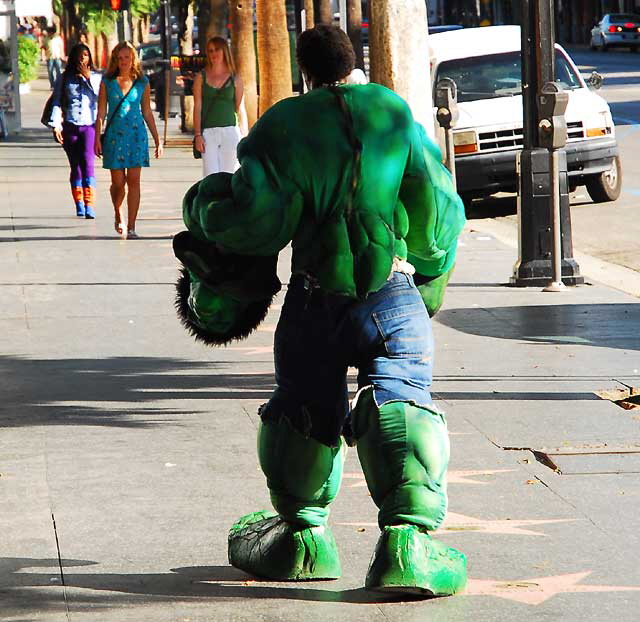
[435,50,581,103]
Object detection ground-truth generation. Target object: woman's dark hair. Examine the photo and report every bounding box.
[64,43,94,75]
[296,24,355,87]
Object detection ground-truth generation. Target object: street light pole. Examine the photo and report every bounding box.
[511,0,583,287]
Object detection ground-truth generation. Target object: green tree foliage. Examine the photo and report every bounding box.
[130,0,161,20]
[17,36,39,83]
[81,2,117,38]
[70,0,160,38]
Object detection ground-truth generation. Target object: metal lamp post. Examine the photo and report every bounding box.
[511,0,583,287]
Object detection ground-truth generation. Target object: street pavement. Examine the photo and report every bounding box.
[2,74,640,621]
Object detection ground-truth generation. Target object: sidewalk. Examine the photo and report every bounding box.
[2,83,640,621]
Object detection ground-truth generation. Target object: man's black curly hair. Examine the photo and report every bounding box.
[296,24,355,87]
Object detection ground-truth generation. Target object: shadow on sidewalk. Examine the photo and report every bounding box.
[0,356,276,428]
[2,557,412,607]
[0,234,174,242]
[437,303,640,351]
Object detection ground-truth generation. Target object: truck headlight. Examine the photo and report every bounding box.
[453,130,478,154]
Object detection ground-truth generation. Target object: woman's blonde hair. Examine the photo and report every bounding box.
[205,36,235,75]
[105,41,143,80]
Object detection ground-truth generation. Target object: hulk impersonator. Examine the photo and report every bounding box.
[174,24,467,596]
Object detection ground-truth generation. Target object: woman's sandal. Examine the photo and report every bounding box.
[115,218,124,236]
[126,229,139,239]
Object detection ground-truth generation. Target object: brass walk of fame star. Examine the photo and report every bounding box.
[464,571,640,605]
[338,512,577,537]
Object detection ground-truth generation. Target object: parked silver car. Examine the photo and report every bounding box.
[590,13,640,51]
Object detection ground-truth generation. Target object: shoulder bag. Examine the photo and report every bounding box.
[41,73,67,128]
[101,78,138,144]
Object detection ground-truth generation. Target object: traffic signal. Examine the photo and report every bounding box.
[110,0,129,10]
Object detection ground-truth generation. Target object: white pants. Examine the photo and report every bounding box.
[202,126,242,177]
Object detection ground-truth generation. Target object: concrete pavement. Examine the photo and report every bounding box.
[2,75,640,621]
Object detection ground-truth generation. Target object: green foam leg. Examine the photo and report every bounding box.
[352,388,449,531]
[227,418,344,580]
[351,387,467,595]
[258,418,345,527]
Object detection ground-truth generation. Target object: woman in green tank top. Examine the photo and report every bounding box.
[193,37,248,177]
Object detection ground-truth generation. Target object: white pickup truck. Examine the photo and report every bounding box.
[429,26,621,206]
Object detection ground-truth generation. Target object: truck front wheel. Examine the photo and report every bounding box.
[585,155,622,203]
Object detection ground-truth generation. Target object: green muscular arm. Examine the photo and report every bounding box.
[399,123,466,315]
[182,133,304,257]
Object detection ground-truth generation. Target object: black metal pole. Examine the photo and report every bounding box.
[512,0,583,286]
[161,0,171,145]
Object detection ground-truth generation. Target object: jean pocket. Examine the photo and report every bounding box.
[372,303,432,358]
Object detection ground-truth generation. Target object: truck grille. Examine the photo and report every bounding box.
[477,121,585,152]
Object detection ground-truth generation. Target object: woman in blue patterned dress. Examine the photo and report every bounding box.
[95,41,162,239]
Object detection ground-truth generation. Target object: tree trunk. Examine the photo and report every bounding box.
[106,30,119,65]
[140,15,151,44]
[313,0,332,25]
[179,2,195,54]
[96,32,106,69]
[304,0,314,29]
[86,31,96,64]
[132,16,141,47]
[229,0,258,128]
[256,0,293,115]
[347,0,363,69]
[369,0,434,136]
[179,3,196,132]
[207,0,228,39]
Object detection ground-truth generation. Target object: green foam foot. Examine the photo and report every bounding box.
[228,510,341,581]
[365,525,467,596]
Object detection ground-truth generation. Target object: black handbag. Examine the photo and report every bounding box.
[41,74,67,128]
[40,93,54,127]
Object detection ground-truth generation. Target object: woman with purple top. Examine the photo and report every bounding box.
[48,43,101,218]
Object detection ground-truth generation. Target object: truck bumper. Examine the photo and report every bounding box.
[455,136,619,196]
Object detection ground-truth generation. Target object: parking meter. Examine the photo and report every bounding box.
[435,78,459,183]
[435,78,459,130]
[537,82,568,150]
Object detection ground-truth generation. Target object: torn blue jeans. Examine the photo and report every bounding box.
[261,272,434,447]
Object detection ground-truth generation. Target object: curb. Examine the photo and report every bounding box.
[467,218,640,299]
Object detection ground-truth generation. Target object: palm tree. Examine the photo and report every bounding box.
[313,0,332,24]
[229,0,258,127]
[256,0,292,115]
[347,0,363,70]
[304,0,314,29]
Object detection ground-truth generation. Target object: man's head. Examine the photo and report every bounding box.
[296,24,355,89]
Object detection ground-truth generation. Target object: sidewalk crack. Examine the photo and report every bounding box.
[51,512,71,620]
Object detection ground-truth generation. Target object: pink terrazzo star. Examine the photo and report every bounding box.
[439,512,576,536]
[338,512,576,537]
[464,571,640,605]
[343,469,516,489]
